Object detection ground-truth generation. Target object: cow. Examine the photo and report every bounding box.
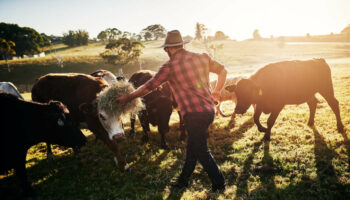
[210,76,244,117]
[225,59,344,140]
[128,70,186,149]
[90,69,126,85]
[0,82,24,100]
[0,92,86,197]
[31,73,129,171]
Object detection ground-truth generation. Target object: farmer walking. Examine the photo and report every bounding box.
[116,30,227,192]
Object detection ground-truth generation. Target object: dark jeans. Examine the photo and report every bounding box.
[179,111,225,187]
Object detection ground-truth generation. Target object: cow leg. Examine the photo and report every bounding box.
[46,142,53,159]
[139,111,150,142]
[265,107,283,141]
[254,105,267,132]
[129,114,136,136]
[319,92,344,132]
[178,111,187,141]
[15,150,34,197]
[306,96,318,127]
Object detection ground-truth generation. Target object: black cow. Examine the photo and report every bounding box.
[129,70,186,149]
[0,92,86,197]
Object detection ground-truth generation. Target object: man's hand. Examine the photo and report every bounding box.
[116,94,132,105]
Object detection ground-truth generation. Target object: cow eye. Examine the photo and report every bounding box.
[99,113,106,121]
[57,118,64,126]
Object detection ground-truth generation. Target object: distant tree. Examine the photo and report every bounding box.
[122,31,131,39]
[306,33,311,37]
[195,22,207,40]
[62,30,89,47]
[341,24,350,34]
[253,29,262,40]
[105,28,122,40]
[100,38,144,66]
[141,24,166,40]
[97,31,108,42]
[0,38,16,71]
[214,31,229,40]
[40,33,52,47]
[0,22,49,57]
[143,31,153,41]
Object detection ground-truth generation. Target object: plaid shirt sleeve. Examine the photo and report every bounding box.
[144,63,171,91]
[203,53,224,74]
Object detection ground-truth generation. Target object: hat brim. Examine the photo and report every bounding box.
[160,40,190,48]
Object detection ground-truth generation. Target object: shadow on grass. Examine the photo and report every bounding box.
[339,129,350,172]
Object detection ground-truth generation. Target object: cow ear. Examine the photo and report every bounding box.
[225,84,236,92]
[79,103,95,115]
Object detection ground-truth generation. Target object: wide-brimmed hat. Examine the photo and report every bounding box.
[160,30,189,48]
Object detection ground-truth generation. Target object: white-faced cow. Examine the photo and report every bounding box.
[225,59,344,140]
[31,73,130,170]
[210,76,244,117]
[0,82,24,100]
[0,92,86,197]
[90,70,126,85]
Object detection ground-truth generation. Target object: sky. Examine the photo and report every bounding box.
[0,0,349,40]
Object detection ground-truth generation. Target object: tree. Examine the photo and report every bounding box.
[141,24,166,40]
[253,29,262,40]
[106,28,122,40]
[214,31,229,40]
[100,38,144,66]
[97,31,108,42]
[0,38,16,72]
[143,31,152,41]
[183,35,193,42]
[62,30,89,47]
[341,24,350,34]
[195,23,207,40]
[0,23,49,57]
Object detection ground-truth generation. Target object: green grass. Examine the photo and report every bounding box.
[1,41,350,199]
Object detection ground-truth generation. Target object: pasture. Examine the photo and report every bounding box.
[1,41,350,199]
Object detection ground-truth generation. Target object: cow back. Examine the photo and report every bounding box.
[32,73,108,122]
[251,59,332,104]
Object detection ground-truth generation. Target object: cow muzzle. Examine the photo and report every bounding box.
[111,132,125,142]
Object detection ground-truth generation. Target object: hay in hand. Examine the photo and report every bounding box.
[97,81,144,118]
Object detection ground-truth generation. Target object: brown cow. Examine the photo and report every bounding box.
[31,73,129,171]
[225,59,344,139]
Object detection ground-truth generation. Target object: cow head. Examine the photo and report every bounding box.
[44,101,87,149]
[79,102,125,142]
[225,78,260,114]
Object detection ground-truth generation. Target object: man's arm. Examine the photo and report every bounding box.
[117,63,171,104]
[212,68,227,101]
[116,84,151,104]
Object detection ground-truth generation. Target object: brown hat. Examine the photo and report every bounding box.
[161,30,189,48]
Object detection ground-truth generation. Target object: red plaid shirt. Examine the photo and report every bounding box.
[144,49,225,117]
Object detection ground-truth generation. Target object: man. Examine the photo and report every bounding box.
[117,30,227,192]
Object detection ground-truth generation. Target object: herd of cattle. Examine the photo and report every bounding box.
[0,58,345,197]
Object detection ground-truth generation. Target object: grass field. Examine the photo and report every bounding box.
[1,41,350,199]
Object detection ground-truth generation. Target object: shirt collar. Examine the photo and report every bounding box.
[171,48,185,60]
